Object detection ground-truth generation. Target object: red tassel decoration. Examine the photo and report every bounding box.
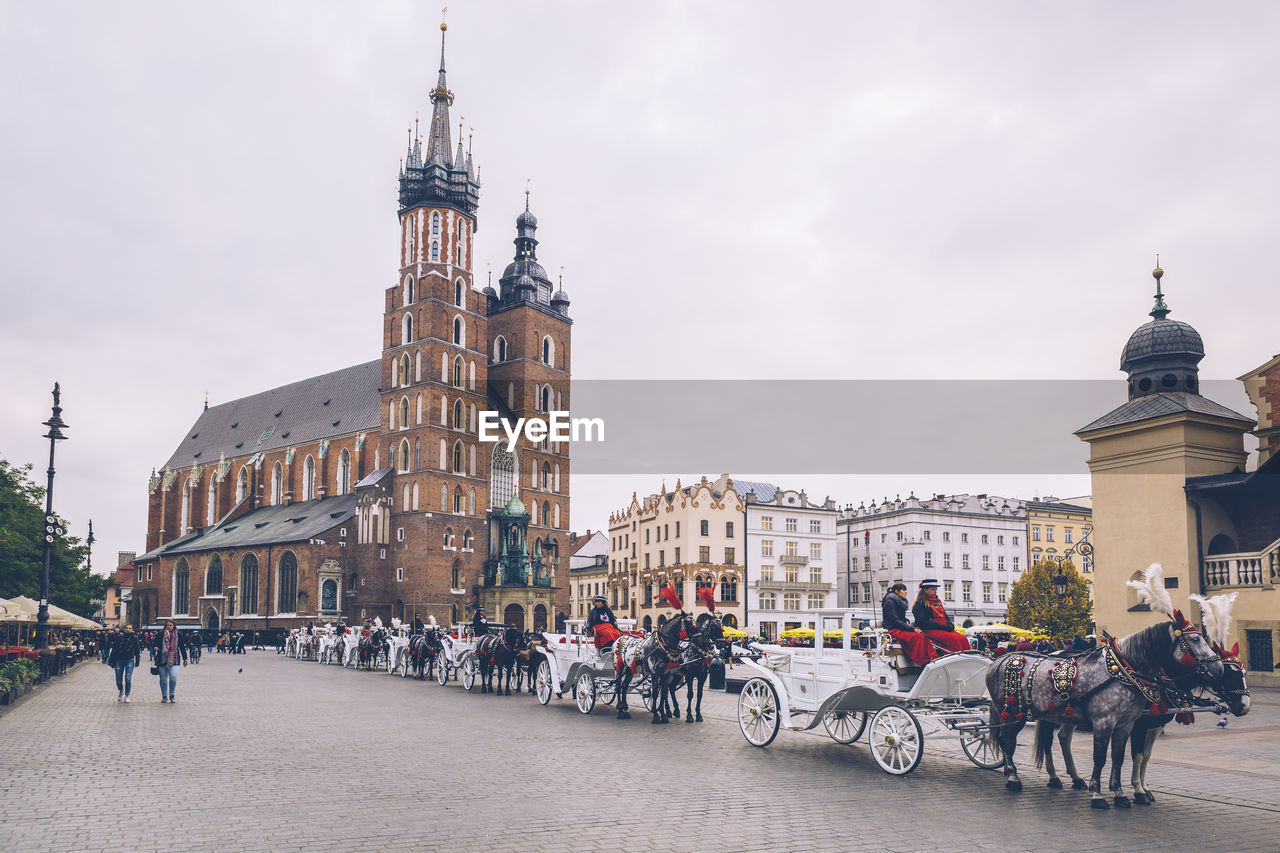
[1063,705,1074,716]
[1150,702,1161,716]
[1047,702,1057,713]
[1175,713,1194,725]
[1181,653,1196,667]
[1000,711,1010,722]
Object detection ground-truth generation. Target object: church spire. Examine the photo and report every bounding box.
[1150,257,1170,320]
[426,20,454,165]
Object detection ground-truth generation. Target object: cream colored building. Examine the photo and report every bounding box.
[567,529,608,620]
[1077,268,1279,686]
[608,475,756,631]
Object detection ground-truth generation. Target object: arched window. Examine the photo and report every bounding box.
[414,438,421,469]
[542,335,554,365]
[206,556,222,595]
[399,397,409,430]
[431,241,439,261]
[452,562,461,588]
[404,274,415,305]
[453,486,464,514]
[541,462,551,490]
[440,484,448,511]
[240,554,259,614]
[468,487,476,515]
[206,479,217,526]
[463,529,473,550]
[406,218,416,264]
[494,336,507,362]
[491,444,515,508]
[402,313,413,344]
[337,450,350,496]
[443,528,454,548]
[720,575,737,603]
[271,463,283,506]
[236,467,249,503]
[455,280,465,307]
[431,212,440,235]
[303,456,315,501]
[412,481,419,511]
[174,559,190,615]
[455,240,463,265]
[452,356,464,388]
[180,478,192,531]
[452,399,464,430]
[400,354,410,387]
[452,441,464,474]
[453,315,464,346]
[541,385,551,412]
[542,501,550,528]
[398,439,411,473]
[278,552,298,614]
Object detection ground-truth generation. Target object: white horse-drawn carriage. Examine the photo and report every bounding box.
[533,619,647,713]
[434,625,481,690]
[734,609,1001,774]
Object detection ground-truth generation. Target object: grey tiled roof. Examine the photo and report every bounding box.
[161,361,381,471]
[161,495,358,556]
[1121,319,1203,369]
[1076,392,1254,434]
[355,467,393,489]
[135,531,200,563]
[733,479,778,502]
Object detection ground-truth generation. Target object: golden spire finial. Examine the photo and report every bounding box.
[441,5,448,30]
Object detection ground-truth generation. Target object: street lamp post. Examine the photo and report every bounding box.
[35,382,69,651]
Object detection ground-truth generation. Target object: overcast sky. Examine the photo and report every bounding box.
[2,2,1276,574]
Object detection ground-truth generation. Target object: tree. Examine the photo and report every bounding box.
[1006,559,1093,641]
[0,456,103,618]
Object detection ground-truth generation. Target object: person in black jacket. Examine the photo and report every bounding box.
[911,579,971,654]
[471,605,490,637]
[109,625,142,703]
[881,584,936,664]
[586,596,622,650]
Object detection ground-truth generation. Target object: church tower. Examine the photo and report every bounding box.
[375,20,489,624]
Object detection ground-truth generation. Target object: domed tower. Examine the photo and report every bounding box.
[1120,265,1205,399]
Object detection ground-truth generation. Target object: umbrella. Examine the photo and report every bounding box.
[8,596,98,629]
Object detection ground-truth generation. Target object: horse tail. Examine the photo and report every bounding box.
[1033,721,1054,770]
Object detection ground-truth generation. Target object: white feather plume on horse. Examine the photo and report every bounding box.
[1189,591,1238,649]
[1125,563,1174,618]
[427,615,438,628]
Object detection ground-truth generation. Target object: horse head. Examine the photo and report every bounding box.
[1210,642,1251,717]
[1169,612,1225,683]
[503,626,524,650]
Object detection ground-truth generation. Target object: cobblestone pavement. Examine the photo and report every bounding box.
[1,652,1276,852]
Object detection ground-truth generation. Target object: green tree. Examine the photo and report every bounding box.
[0,456,102,618]
[1006,559,1093,641]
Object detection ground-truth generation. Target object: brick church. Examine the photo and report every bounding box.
[131,24,573,635]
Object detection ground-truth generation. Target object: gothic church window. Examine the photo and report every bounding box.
[452,356,464,388]
[453,486,464,514]
[303,455,315,501]
[399,397,409,430]
[542,336,554,365]
[455,280,465,307]
[401,354,411,387]
[206,479,216,526]
[236,467,249,503]
[206,555,222,595]
[337,450,350,496]
[402,313,413,344]
[240,554,258,614]
[432,212,440,235]
[399,439,411,473]
[174,559,190,615]
[271,463,283,506]
[490,444,515,508]
[453,316,465,346]
[278,552,298,613]
[494,336,507,362]
[431,241,439,261]
[452,399,464,430]
[452,441,464,474]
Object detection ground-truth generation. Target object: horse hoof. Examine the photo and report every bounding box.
[1133,792,1149,805]
[1090,798,1110,810]
[651,717,663,725]
[686,717,694,723]
[1072,779,1088,790]
[1005,780,1022,793]
[696,714,703,722]
[1114,796,1131,809]
[1047,778,1063,790]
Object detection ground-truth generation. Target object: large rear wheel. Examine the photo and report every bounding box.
[823,709,868,745]
[535,660,553,705]
[461,657,476,692]
[868,705,923,775]
[436,659,449,686]
[576,672,596,714]
[738,678,781,747]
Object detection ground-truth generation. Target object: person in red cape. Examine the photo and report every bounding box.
[880,582,937,665]
[911,579,971,654]
[587,595,622,650]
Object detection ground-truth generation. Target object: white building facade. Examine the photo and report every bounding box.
[746,487,839,642]
[836,494,1028,626]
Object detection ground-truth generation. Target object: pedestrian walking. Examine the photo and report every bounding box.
[152,619,188,703]
[109,625,142,703]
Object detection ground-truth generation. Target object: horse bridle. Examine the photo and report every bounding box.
[1172,626,1221,681]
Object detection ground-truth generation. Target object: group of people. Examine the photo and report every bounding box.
[101,620,189,703]
[880,579,972,665]
[210,632,249,654]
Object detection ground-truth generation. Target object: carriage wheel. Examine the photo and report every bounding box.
[436,660,450,686]
[738,678,781,747]
[823,709,868,745]
[639,684,654,712]
[960,725,1004,770]
[535,660,552,705]
[868,706,923,775]
[575,672,596,714]
[461,658,476,691]
[597,678,617,706]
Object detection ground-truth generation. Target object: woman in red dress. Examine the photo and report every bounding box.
[910,579,971,654]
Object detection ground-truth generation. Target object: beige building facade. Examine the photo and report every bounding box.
[1077,268,1279,685]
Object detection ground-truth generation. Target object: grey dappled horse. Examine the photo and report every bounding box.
[986,618,1222,809]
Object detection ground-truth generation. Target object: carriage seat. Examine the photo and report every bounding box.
[884,643,924,674]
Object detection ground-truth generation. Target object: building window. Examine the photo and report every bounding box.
[431,241,439,261]
[759,564,773,581]
[961,533,969,544]
[1032,526,1041,542]
[785,541,799,557]
[982,554,989,570]
[862,582,871,601]
[895,552,903,569]
[431,212,440,234]
[337,449,351,496]
[923,530,931,541]
[240,554,258,614]
[943,553,952,569]
[173,559,190,615]
[786,563,799,583]
[490,444,515,508]
[759,593,776,611]
[761,516,773,530]
[1046,527,1055,542]
[962,581,972,603]
[724,547,735,565]
[810,519,821,534]
[783,592,801,611]
[880,554,887,569]
[924,552,933,568]
[1013,536,1020,546]
[807,593,824,609]
[452,356,464,388]
[962,553,970,569]
[494,336,507,363]
[1065,527,1073,543]
[726,521,734,538]
[674,547,680,563]
[850,585,859,603]
[761,539,773,557]
[271,463,283,506]
[236,467,249,503]
[302,456,315,501]
[997,555,1005,571]
[785,518,797,532]
[942,531,951,543]
[205,555,222,595]
[1013,556,1020,571]
[542,336,554,365]
[809,566,822,584]
[699,546,711,563]
[700,520,709,536]
[453,316,465,346]
[278,552,298,613]
[810,542,822,560]
[982,582,992,603]
[897,531,904,542]
[720,576,737,602]
[455,280,465,307]
[998,583,1008,603]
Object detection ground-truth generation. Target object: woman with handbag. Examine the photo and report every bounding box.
[151,619,188,703]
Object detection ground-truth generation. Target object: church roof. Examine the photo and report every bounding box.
[1075,391,1254,435]
[161,361,380,471]
[159,495,358,556]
